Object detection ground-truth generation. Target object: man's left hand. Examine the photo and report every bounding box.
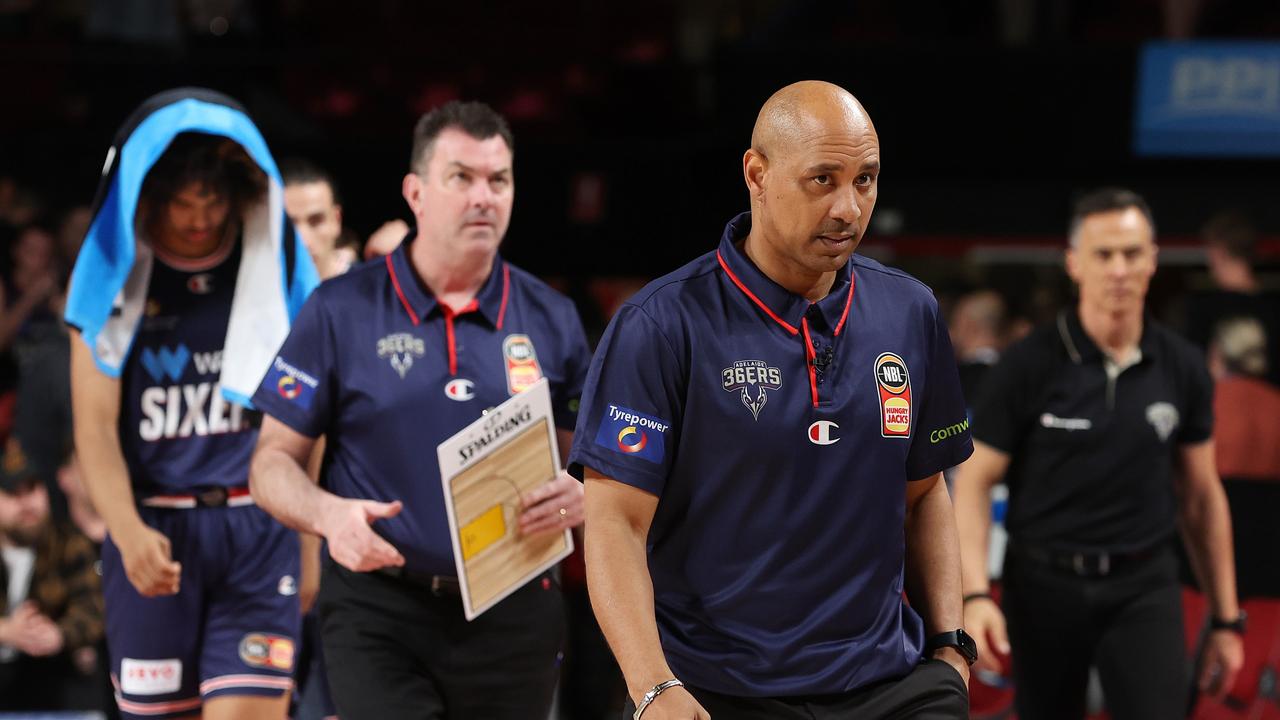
[932,646,971,688]
[519,471,584,536]
[1199,629,1244,699]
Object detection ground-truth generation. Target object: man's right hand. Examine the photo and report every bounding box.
[964,596,1011,675]
[319,498,406,572]
[115,523,182,597]
[4,603,65,657]
[636,686,710,720]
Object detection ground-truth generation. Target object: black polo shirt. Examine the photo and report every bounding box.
[972,309,1213,553]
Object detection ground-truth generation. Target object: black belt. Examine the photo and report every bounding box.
[141,485,253,509]
[375,566,460,596]
[1013,541,1165,578]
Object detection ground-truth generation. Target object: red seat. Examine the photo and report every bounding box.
[970,582,1017,719]
[1190,597,1280,719]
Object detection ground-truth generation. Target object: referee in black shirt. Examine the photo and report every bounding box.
[953,188,1244,719]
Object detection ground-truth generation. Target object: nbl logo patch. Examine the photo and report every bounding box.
[503,334,543,395]
[874,352,912,438]
[238,633,295,671]
[594,404,669,465]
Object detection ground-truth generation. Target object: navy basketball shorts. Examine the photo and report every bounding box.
[102,504,301,719]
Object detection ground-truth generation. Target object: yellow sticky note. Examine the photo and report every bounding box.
[460,504,507,560]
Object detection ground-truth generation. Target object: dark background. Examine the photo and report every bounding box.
[1,0,1278,306]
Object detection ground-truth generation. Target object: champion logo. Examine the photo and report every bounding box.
[445,378,476,401]
[808,420,840,445]
[187,273,214,295]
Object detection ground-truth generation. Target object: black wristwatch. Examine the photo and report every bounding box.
[925,629,978,666]
[1210,611,1247,635]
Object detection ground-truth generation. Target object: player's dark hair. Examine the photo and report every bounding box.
[410,101,513,174]
[1068,188,1156,245]
[140,132,266,216]
[1202,210,1257,263]
[279,157,341,206]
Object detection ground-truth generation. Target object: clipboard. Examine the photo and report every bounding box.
[437,378,573,620]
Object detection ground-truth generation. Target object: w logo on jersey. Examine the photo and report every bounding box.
[140,345,190,383]
[721,360,782,421]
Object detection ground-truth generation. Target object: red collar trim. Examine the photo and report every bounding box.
[386,254,420,326]
[496,263,510,330]
[716,250,798,335]
[834,272,855,336]
[387,255,510,329]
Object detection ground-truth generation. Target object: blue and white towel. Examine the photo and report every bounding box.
[65,88,319,407]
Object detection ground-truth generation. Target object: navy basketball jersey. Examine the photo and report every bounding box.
[119,241,257,493]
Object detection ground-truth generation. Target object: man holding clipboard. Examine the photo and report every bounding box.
[248,101,591,720]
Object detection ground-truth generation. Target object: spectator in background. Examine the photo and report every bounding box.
[332,229,361,275]
[363,218,409,260]
[58,205,94,267]
[1186,210,1280,386]
[57,449,105,546]
[1207,317,1280,599]
[949,289,1008,407]
[281,158,347,280]
[0,436,105,713]
[56,445,119,719]
[0,222,65,355]
[2,223,72,517]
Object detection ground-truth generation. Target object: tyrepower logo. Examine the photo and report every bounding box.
[594,404,669,465]
[263,356,319,410]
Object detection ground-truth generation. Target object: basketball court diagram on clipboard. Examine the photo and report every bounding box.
[437,379,573,620]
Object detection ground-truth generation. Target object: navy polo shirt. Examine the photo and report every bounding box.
[253,238,591,575]
[568,213,974,697]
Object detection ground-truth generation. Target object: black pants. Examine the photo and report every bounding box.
[1003,545,1187,720]
[622,659,968,719]
[318,560,564,720]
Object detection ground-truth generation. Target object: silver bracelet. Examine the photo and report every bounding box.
[633,678,684,720]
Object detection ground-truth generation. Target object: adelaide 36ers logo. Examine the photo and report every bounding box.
[874,352,912,438]
[722,359,782,421]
